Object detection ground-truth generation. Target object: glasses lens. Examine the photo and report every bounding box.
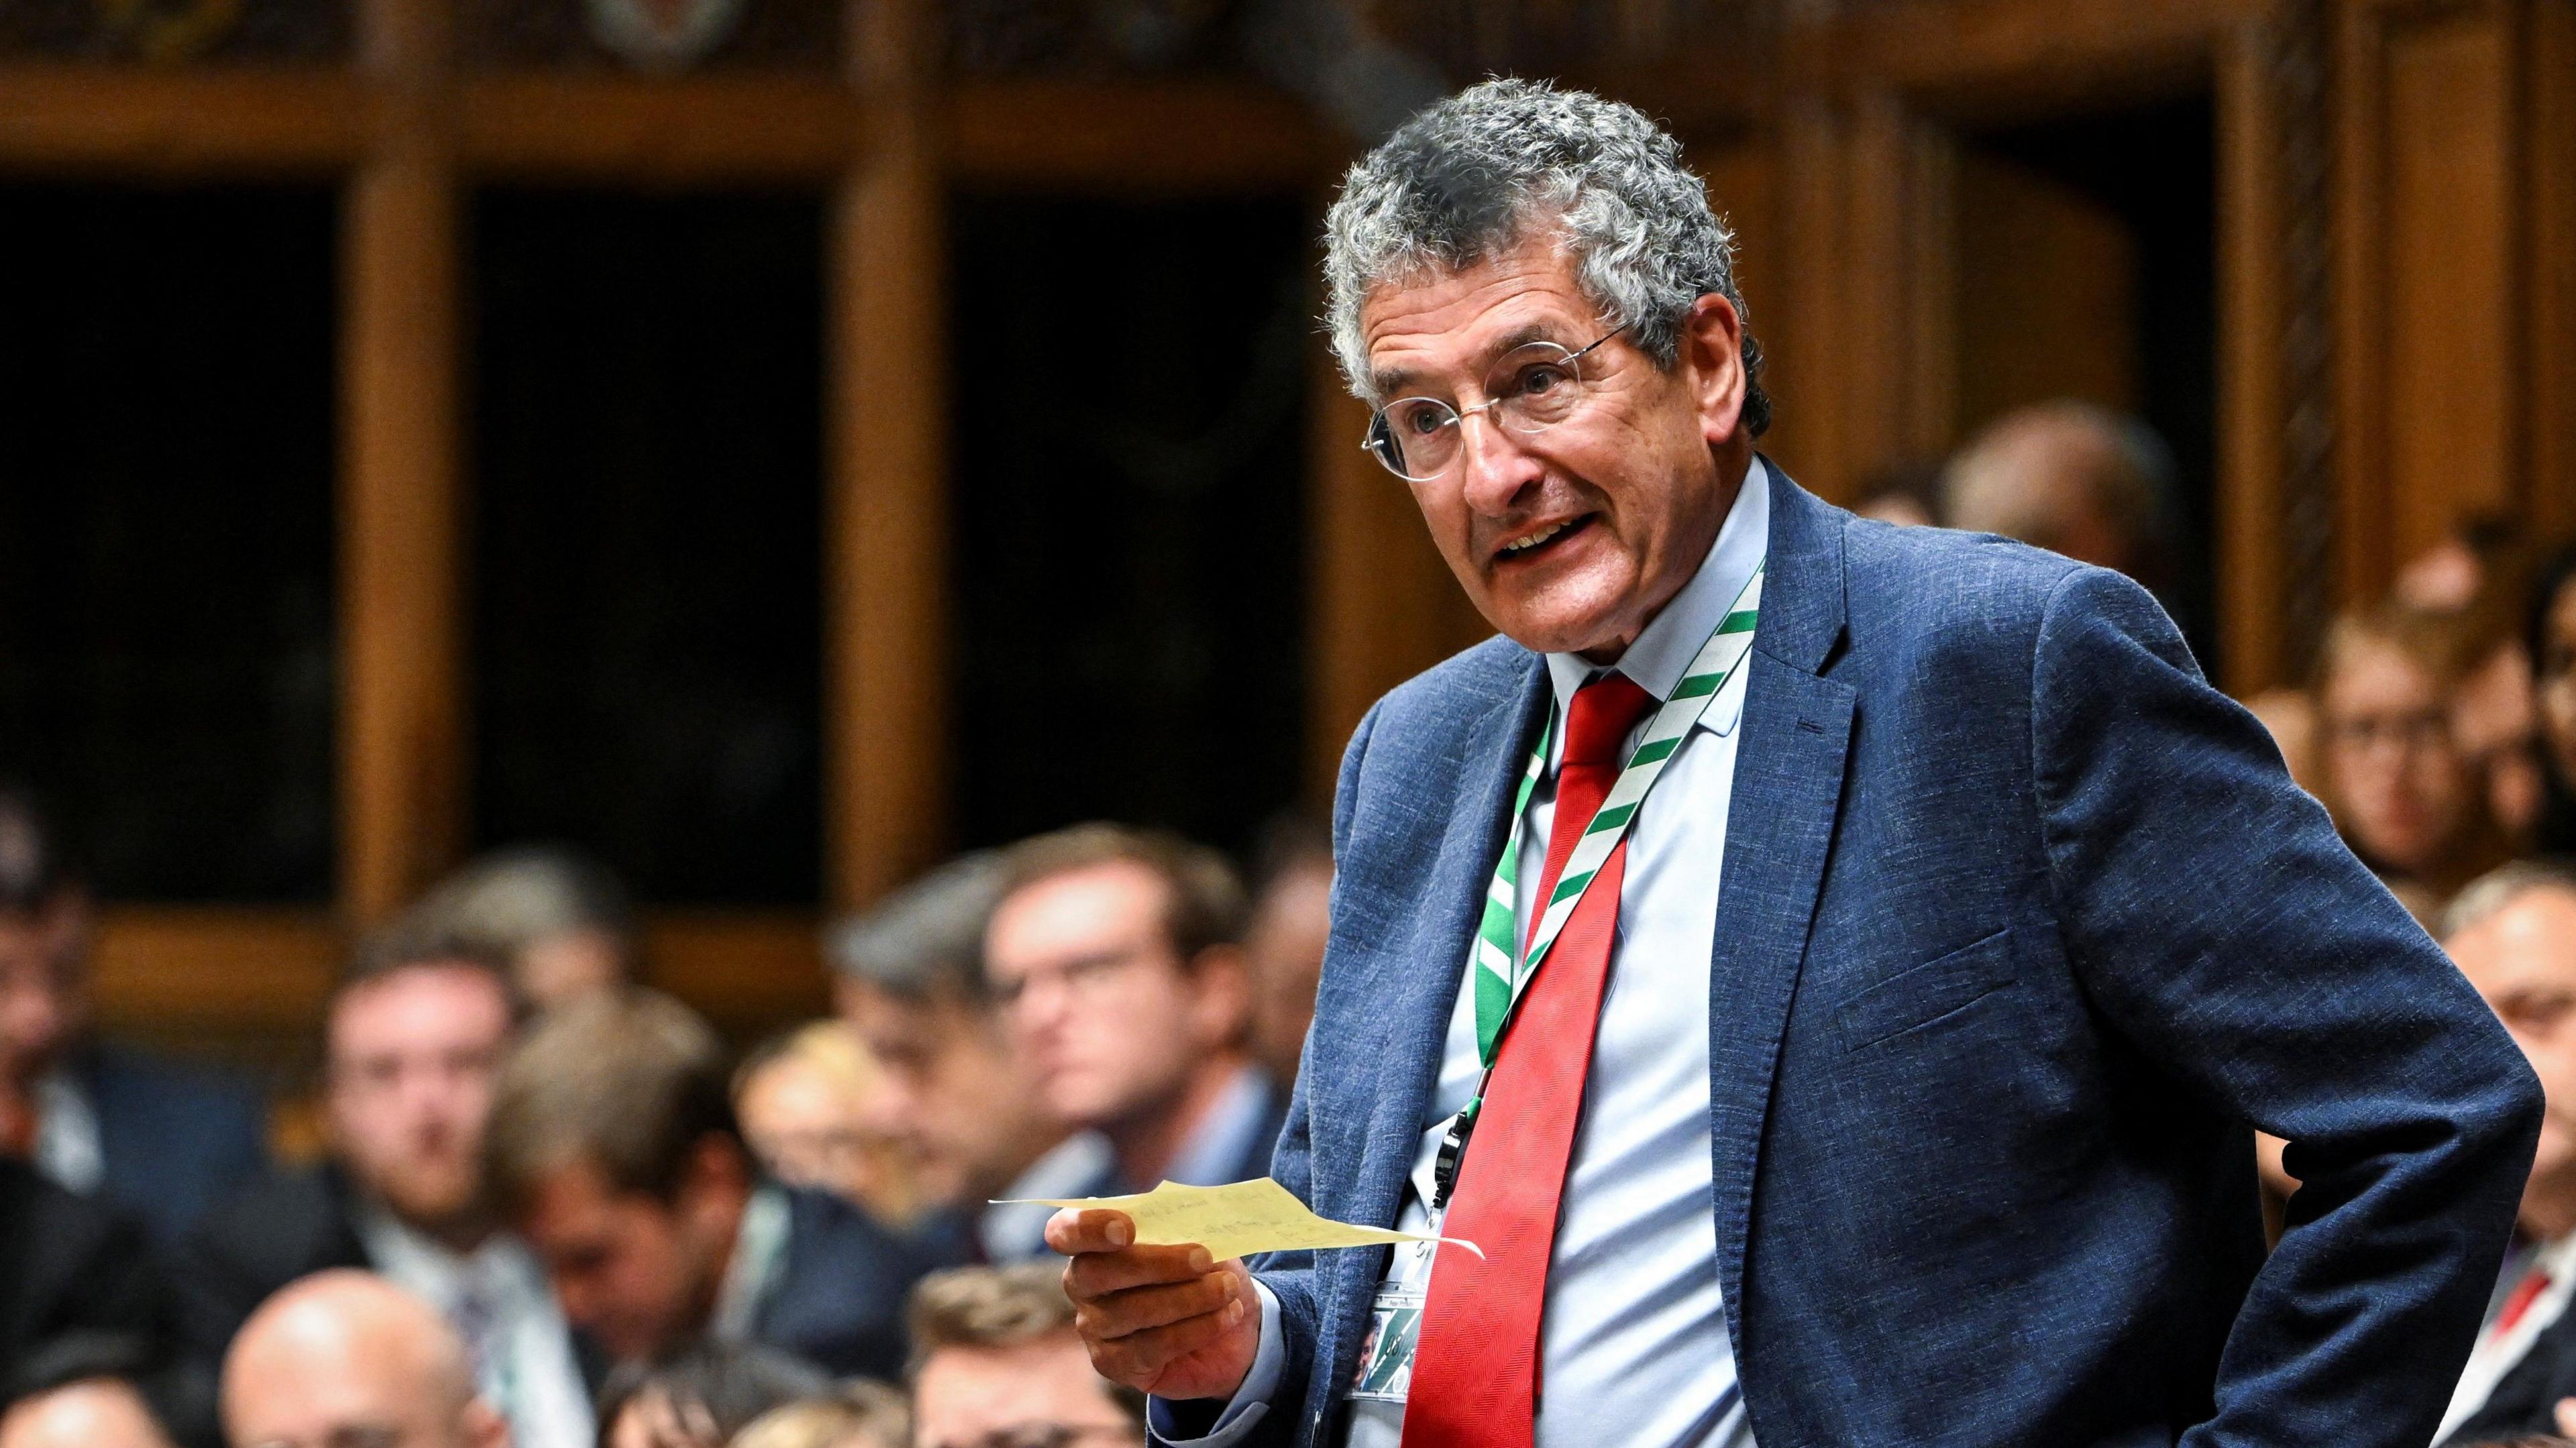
[1496,345,1584,432]
[1371,398,1459,480]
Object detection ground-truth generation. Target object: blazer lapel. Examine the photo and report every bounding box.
[1707,464,1856,1357]
[1348,655,1550,1226]
[1315,649,1550,1382]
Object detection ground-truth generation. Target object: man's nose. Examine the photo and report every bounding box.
[1455,411,1544,517]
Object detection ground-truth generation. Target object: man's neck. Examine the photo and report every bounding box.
[1572,451,1753,666]
[362,1186,495,1258]
[974,1117,1074,1205]
[1107,1054,1246,1188]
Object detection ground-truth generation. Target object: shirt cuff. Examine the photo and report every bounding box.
[1147,1280,1285,1445]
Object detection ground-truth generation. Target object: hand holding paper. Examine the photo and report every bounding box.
[1006,1176,1482,1264]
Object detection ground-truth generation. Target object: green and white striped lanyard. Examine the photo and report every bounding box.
[1430,562,1764,1213]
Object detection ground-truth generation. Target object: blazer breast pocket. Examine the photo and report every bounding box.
[1835,928,2018,1054]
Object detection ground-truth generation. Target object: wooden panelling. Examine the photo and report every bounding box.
[825,0,949,910]
[1767,93,1959,501]
[1768,99,1854,498]
[341,157,466,922]
[2525,0,2576,545]
[2216,13,2295,694]
[1793,0,2261,119]
[643,911,829,1034]
[947,78,1336,192]
[90,907,824,1052]
[2382,8,2515,565]
[2337,0,2522,603]
[92,907,341,1041]
[341,0,464,924]
[1953,151,2141,432]
[458,74,859,178]
[0,66,366,174]
[1697,136,1805,481]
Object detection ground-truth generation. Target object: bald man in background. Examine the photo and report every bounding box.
[220,1272,505,1448]
[1943,400,2179,597]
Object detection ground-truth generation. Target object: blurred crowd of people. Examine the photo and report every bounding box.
[1,801,1334,1448]
[9,395,2576,1447]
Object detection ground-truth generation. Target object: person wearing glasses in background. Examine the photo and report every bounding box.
[1049,78,2541,1448]
[2313,606,2513,922]
[983,826,1283,1203]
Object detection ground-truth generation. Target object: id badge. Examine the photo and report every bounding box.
[1348,1281,1424,1403]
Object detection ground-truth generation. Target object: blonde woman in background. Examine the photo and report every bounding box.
[735,1020,920,1229]
[2260,604,2516,1209]
[2313,606,2513,922]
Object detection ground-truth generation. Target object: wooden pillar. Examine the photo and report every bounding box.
[2214,8,2297,695]
[1770,97,1856,499]
[2526,0,2576,543]
[1770,89,1959,504]
[340,0,463,923]
[2334,0,2535,605]
[825,0,949,909]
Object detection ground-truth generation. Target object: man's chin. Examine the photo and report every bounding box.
[1476,573,1640,657]
[378,1180,480,1230]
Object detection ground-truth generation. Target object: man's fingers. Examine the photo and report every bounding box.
[1063,1240,1217,1300]
[1073,1270,1241,1341]
[1044,1207,1136,1256]
[1087,1295,1252,1384]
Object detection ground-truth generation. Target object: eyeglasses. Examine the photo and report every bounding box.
[2326,708,2453,755]
[1361,323,1628,483]
[988,946,1165,1015]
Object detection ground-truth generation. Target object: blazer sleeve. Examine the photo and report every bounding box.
[2029,566,2542,1448]
[1222,693,1398,1444]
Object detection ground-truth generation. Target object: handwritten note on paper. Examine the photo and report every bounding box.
[998,1177,1483,1264]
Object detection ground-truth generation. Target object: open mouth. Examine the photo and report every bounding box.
[1493,513,1595,565]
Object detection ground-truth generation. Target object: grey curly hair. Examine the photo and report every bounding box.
[1322,77,1770,437]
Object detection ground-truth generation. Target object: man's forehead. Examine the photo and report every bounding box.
[2455,887,2576,979]
[1360,249,1593,391]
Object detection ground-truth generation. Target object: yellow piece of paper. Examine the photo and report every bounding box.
[999,1177,1483,1265]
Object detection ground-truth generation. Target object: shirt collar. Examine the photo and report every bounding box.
[1543,455,1772,730]
[1158,1065,1276,1190]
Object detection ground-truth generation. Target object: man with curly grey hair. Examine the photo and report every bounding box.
[1053,78,2539,1448]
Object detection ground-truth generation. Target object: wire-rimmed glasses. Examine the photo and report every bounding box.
[1360,323,1629,482]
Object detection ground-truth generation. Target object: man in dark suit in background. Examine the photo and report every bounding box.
[487,987,957,1380]
[0,788,264,1248]
[1056,80,2541,1448]
[176,928,594,1448]
[0,1158,162,1395]
[985,826,1287,1199]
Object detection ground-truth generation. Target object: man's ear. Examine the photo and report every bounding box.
[1678,291,1748,447]
[1185,944,1255,1052]
[678,1132,754,1227]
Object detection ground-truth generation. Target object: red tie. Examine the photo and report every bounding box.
[1403,671,1659,1448]
[2498,1267,2555,1336]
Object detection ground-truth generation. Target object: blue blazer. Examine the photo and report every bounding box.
[1253,465,2542,1447]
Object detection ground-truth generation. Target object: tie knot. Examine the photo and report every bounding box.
[1562,671,1657,769]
